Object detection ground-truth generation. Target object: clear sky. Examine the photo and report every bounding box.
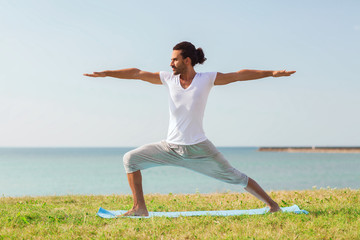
[1,0,359,147]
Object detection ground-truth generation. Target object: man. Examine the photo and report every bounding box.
[84,41,296,216]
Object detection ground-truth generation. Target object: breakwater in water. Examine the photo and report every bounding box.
[258,147,360,153]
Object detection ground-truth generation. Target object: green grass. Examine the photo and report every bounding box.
[1,189,359,239]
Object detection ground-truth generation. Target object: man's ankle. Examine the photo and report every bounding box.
[133,205,147,210]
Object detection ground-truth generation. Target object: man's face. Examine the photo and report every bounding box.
[170,50,186,75]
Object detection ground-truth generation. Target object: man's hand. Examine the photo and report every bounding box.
[83,72,107,77]
[272,70,296,77]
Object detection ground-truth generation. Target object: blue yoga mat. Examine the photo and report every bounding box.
[97,205,308,218]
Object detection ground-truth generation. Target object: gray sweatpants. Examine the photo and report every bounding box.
[123,139,249,187]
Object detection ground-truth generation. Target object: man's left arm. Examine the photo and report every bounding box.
[214,69,296,85]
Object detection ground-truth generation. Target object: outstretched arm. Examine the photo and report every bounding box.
[83,68,161,85]
[214,69,296,85]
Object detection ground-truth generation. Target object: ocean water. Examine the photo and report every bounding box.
[0,147,359,197]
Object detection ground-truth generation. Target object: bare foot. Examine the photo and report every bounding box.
[269,202,282,213]
[119,207,149,217]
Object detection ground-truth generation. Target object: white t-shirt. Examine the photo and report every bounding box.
[160,71,217,145]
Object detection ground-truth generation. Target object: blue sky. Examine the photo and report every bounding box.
[1,0,359,147]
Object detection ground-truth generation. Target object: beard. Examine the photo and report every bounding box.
[172,60,187,75]
[172,68,181,75]
[172,65,186,75]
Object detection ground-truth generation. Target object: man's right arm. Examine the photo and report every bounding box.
[83,68,162,85]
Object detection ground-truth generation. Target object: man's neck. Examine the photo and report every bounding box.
[180,68,196,81]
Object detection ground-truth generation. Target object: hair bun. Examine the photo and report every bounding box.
[196,48,207,64]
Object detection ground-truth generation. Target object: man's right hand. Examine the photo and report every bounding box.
[83,72,107,77]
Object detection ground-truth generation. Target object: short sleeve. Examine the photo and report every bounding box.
[159,71,173,87]
[207,72,218,86]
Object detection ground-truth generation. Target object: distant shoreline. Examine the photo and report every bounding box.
[258,147,360,153]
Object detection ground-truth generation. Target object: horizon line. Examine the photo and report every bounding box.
[1,145,360,148]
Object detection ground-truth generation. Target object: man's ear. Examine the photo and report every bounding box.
[184,57,192,66]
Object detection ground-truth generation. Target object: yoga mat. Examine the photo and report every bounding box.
[97,205,308,218]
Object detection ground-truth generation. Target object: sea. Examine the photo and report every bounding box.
[0,147,359,197]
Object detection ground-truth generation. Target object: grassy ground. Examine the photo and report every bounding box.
[0,189,359,239]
